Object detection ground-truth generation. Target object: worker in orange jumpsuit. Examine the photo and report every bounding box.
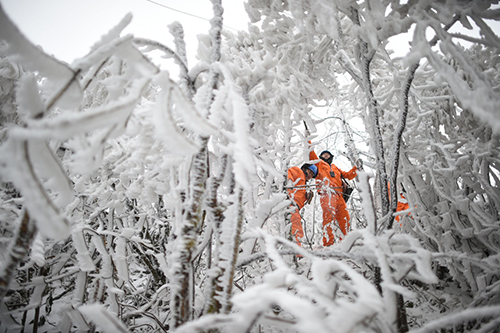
[389,183,412,225]
[395,193,411,226]
[287,163,318,247]
[310,149,357,246]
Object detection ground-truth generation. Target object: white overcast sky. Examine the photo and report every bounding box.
[0,0,250,64]
[1,0,498,67]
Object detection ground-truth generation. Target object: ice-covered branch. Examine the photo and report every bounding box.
[133,37,190,85]
[0,4,82,110]
[387,62,418,230]
[168,22,195,99]
[412,305,500,333]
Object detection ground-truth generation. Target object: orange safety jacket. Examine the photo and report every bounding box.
[309,150,357,195]
[287,166,307,209]
[395,194,411,221]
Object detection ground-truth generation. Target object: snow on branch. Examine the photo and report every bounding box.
[412,305,500,333]
[89,13,133,52]
[11,77,150,141]
[0,4,82,110]
[228,230,387,332]
[133,37,189,80]
[79,303,131,333]
[0,139,70,239]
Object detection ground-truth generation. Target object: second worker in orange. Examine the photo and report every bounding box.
[310,149,357,246]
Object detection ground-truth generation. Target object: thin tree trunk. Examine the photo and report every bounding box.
[396,293,409,332]
[222,188,244,314]
[386,18,461,333]
[388,62,418,230]
[387,15,459,230]
[0,210,37,303]
[350,6,388,304]
[171,0,223,327]
[203,156,229,315]
[351,6,390,219]
[171,141,209,328]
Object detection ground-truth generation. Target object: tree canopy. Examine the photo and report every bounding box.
[1,1,499,332]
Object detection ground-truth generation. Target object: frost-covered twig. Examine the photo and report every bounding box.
[202,155,229,315]
[168,22,196,99]
[411,305,500,333]
[221,188,244,314]
[133,37,190,86]
[0,211,36,303]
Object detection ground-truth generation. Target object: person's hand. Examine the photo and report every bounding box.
[305,191,314,204]
[303,121,311,137]
[355,158,363,170]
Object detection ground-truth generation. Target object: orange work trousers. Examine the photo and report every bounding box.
[290,208,304,246]
[320,193,350,246]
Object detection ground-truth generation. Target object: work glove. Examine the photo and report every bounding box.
[305,191,314,204]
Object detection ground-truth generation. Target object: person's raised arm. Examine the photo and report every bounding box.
[305,124,318,161]
[341,166,357,180]
[309,148,318,161]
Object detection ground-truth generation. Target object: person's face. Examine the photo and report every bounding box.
[305,169,314,181]
[320,152,332,161]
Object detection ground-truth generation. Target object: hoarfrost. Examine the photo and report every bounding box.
[79,303,131,333]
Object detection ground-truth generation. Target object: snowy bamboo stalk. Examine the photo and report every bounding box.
[221,188,244,314]
[171,0,223,328]
[209,0,223,64]
[171,142,208,328]
[204,0,223,104]
[363,61,390,219]
[387,59,418,329]
[203,155,229,315]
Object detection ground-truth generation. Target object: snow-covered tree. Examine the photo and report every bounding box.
[0,1,499,332]
[243,0,500,331]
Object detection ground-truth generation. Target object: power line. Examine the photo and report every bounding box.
[145,0,238,32]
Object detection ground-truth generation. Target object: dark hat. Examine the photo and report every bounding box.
[320,150,333,157]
